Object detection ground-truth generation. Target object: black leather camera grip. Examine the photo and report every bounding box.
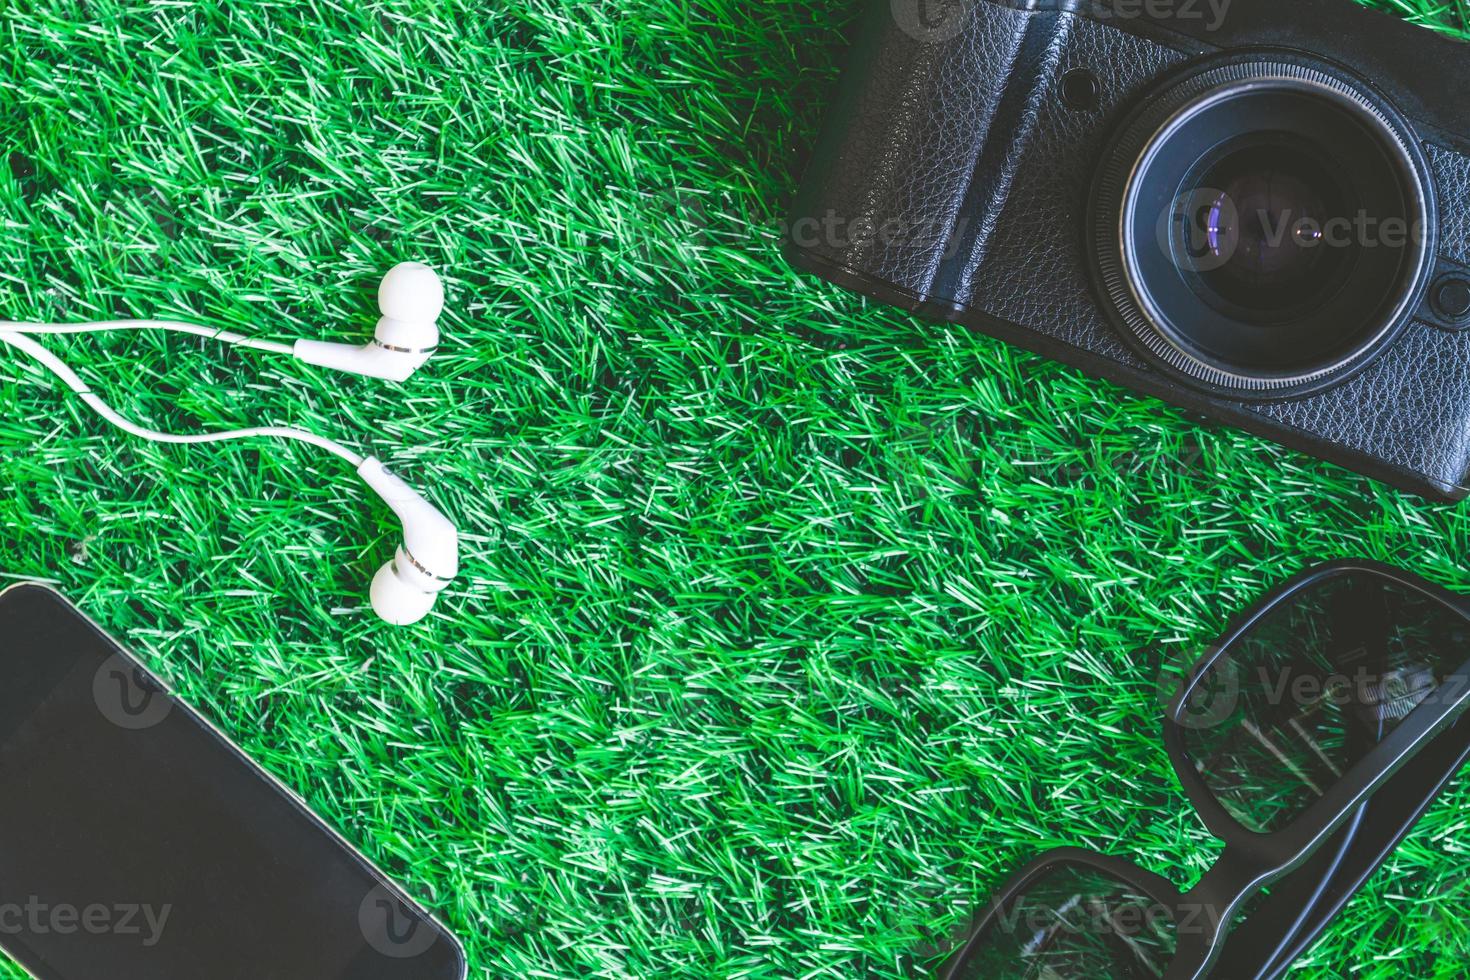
[788,1,1042,309]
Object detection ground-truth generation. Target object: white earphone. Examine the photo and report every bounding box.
[294,261,445,382]
[0,263,459,626]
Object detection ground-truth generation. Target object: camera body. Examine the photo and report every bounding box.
[788,0,1470,500]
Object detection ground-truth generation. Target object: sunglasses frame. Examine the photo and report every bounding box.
[939,559,1470,980]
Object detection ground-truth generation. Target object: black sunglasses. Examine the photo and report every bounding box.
[939,559,1470,980]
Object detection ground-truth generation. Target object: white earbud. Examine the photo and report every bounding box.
[0,262,462,627]
[357,458,460,626]
[293,262,445,382]
[0,261,448,383]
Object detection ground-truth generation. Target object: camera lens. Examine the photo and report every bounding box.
[1184,141,1344,319]
[1092,58,1435,398]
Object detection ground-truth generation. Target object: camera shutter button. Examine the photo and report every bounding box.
[1434,278,1470,322]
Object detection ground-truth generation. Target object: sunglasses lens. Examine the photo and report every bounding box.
[1180,570,1470,833]
[945,863,1177,980]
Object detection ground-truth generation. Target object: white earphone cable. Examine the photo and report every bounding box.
[0,319,294,355]
[0,331,365,467]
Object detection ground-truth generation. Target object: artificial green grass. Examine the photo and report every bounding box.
[0,0,1466,977]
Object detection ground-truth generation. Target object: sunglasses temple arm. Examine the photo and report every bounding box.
[1212,713,1470,979]
[1207,805,1366,979]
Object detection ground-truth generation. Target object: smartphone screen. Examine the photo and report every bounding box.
[0,584,466,980]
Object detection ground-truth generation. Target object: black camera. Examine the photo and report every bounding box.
[787,0,1470,500]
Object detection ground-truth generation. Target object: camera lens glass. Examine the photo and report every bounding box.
[1180,139,1348,322]
[1093,61,1434,397]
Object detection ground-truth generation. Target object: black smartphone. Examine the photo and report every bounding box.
[0,583,467,980]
